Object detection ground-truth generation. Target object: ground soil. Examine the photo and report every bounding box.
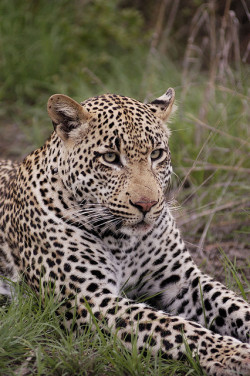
[0,122,34,161]
[182,224,249,286]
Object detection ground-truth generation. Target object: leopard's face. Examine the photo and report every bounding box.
[48,90,175,235]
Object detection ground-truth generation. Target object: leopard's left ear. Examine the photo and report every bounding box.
[47,94,90,141]
[148,88,176,121]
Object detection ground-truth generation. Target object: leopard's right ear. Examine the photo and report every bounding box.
[147,88,176,122]
[47,94,90,141]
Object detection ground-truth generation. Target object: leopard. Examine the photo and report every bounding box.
[0,88,250,375]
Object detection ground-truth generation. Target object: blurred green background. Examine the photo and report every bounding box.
[0,0,249,274]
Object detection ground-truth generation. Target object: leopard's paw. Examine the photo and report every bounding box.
[199,337,250,376]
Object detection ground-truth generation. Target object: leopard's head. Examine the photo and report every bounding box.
[47,89,176,235]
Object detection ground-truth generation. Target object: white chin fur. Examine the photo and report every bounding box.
[120,222,153,236]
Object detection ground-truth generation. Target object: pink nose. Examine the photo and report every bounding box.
[130,199,158,213]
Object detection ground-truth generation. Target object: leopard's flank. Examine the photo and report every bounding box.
[0,89,249,375]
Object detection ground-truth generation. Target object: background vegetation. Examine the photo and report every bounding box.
[0,0,249,374]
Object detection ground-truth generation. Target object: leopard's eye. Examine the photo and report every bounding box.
[150,149,164,161]
[102,152,120,164]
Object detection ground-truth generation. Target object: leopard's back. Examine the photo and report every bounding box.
[0,160,20,295]
[0,160,19,199]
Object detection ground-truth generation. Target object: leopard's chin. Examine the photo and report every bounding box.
[120,220,154,236]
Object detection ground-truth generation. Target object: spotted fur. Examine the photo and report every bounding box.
[0,89,249,375]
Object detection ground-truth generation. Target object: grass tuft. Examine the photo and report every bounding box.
[219,248,250,301]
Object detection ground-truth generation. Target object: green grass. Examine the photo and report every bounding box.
[1,257,248,375]
[219,249,250,301]
[0,280,206,376]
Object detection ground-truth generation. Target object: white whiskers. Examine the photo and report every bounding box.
[57,197,122,232]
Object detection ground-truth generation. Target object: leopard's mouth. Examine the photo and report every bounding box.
[101,206,155,235]
[131,220,152,231]
[119,219,154,236]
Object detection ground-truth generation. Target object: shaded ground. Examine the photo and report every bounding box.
[183,226,249,285]
[0,121,249,290]
[0,122,34,161]
[176,195,249,287]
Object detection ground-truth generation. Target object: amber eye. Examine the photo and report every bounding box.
[102,152,120,164]
[151,149,164,161]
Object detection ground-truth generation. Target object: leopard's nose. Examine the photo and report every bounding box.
[130,198,158,213]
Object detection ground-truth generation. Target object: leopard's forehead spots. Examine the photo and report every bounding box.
[81,94,169,156]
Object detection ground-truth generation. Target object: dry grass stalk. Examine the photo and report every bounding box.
[159,0,180,54]
[181,170,218,206]
[176,132,213,195]
[141,0,176,100]
[197,174,233,255]
[150,0,170,52]
[178,197,248,226]
[181,0,245,144]
[217,85,250,99]
[181,3,209,102]
[182,165,250,173]
[83,67,107,91]
[186,113,250,148]
[180,148,247,255]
